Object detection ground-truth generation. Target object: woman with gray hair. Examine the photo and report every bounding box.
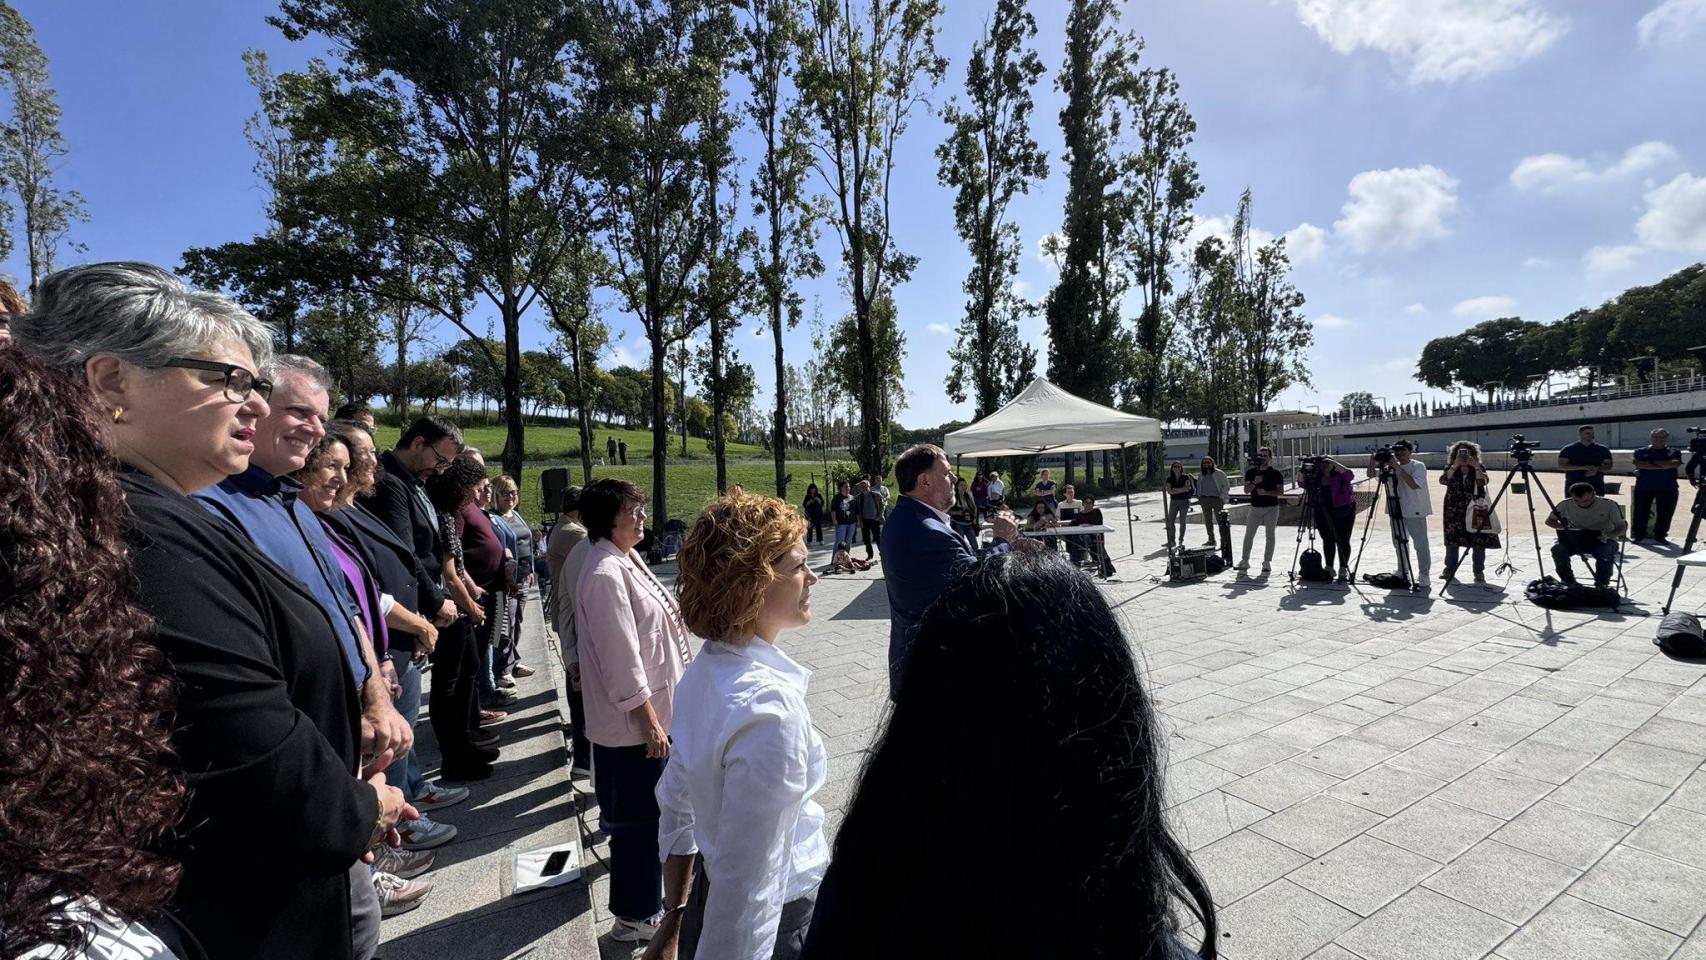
[12,262,412,960]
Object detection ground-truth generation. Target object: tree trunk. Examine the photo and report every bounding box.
[709,150,729,495]
[651,328,669,529]
[569,329,594,485]
[501,296,525,481]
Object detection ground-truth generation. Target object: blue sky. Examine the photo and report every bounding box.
[7,0,1706,427]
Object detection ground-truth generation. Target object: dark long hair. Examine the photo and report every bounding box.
[804,551,1216,960]
[0,348,186,955]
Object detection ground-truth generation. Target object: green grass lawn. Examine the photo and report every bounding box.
[373,423,771,464]
[509,461,862,526]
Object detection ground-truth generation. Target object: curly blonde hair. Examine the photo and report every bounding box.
[677,493,807,645]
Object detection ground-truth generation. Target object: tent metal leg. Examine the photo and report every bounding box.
[1121,443,1135,557]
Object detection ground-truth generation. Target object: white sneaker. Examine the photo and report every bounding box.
[611,915,660,943]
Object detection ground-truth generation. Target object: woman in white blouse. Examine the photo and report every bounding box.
[650,493,829,960]
[575,478,695,943]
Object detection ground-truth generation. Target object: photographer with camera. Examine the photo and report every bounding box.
[1546,482,1627,589]
[1307,457,1357,582]
[1631,428,1683,543]
[1440,441,1499,584]
[1237,447,1284,575]
[1365,439,1432,587]
[1197,457,1231,547]
[1557,425,1614,496]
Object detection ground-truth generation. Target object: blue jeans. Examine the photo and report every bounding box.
[385,648,426,799]
[593,744,666,922]
[1552,536,1617,586]
[834,522,857,550]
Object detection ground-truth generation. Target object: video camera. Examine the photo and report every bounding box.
[1370,445,1396,469]
[1509,434,1536,463]
[1687,427,1706,455]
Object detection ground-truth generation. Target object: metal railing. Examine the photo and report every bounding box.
[1284,374,1706,431]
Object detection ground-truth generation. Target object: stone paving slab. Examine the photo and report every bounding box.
[396,476,1706,959]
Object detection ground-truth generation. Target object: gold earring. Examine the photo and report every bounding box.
[111,406,125,422]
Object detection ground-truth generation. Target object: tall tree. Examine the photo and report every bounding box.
[1117,59,1200,476]
[936,0,1044,423]
[1228,190,1312,454]
[1170,235,1241,460]
[1043,0,1135,484]
[269,0,589,481]
[798,0,945,475]
[588,0,724,519]
[539,239,611,485]
[0,1,87,291]
[738,0,822,496]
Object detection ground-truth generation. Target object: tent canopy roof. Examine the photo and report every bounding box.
[943,379,1163,457]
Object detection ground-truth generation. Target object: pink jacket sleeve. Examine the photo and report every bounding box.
[578,560,653,713]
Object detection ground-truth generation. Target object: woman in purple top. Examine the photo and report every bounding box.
[294,433,390,657]
[1313,457,1358,582]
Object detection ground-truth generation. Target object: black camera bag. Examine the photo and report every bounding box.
[1363,572,1412,589]
[1656,613,1706,658]
[1525,576,1619,610]
[1297,548,1332,582]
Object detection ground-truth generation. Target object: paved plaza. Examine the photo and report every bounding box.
[383,478,1706,960]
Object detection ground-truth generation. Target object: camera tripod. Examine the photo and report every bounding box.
[1287,479,1322,584]
[1350,464,1418,590]
[1661,478,1706,615]
[1442,456,1560,583]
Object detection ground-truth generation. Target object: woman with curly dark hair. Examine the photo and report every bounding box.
[424,454,503,780]
[0,348,196,958]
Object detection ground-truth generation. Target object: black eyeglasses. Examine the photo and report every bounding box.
[156,357,273,403]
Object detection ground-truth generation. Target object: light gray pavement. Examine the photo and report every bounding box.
[385,475,1706,960]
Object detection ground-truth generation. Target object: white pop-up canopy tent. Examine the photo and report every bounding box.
[944,379,1163,554]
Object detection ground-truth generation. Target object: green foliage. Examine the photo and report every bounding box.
[798,0,945,475]
[0,1,87,289]
[936,0,1045,421]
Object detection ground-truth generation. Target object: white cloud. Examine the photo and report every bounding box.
[1315,313,1354,329]
[604,342,644,368]
[1284,222,1329,263]
[1294,0,1568,84]
[1510,140,1679,191]
[1523,256,1551,268]
[1583,244,1645,274]
[1010,277,1036,301]
[1638,0,1706,45]
[1036,232,1066,271]
[1334,165,1459,254]
[1635,172,1706,253]
[1452,295,1519,319]
[926,322,953,336]
[1404,303,1428,315]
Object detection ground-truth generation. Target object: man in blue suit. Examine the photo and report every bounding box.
[881,443,1021,695]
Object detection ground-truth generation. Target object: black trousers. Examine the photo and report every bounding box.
[1632,487,1679,540]
[592,744,665,922]
[1316,505,1355,569]
[429,619,483,769]
[861,519,882,559]
[679,855,815,960]
[805,513,824,543]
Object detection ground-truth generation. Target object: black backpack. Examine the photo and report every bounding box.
[1363,571,1412,590]
[1525,576,1620,610]
[1297,548,1332,582]
[1656,613,1706,659]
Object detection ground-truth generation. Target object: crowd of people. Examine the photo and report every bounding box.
[1,264,1220,960]
[1170,426,1687,592]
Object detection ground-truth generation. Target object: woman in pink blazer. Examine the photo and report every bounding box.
[574,477,694,944]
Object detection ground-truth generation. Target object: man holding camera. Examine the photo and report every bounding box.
[1366,440,1431,586]
[1237,447,1284,575]
[1547,482,1627,589]
[1557,425,1614,496]
[1631,428,1683,543]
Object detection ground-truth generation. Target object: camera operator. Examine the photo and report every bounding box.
[1237,447,1284,575]
[1557,425,1613,496]
[1308,457,1357,582]
[1365,439,1432,586]
[1163,461,1196,548]
[1546,482,1627,589]
[1631,428,1683,543]
[1197,457,1231,547]
[1440,441,1499,584]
